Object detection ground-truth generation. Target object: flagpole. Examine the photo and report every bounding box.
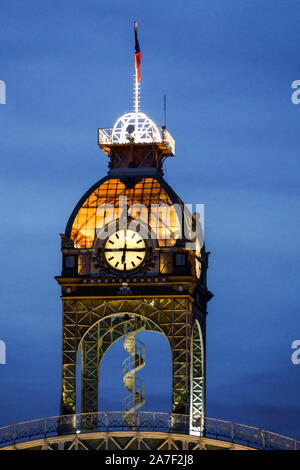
[134,67,140,115]
[134,21,141,118]
[133,56,138,143]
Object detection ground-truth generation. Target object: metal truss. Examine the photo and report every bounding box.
[2,412,299,450]
[1,431,254,451]
[190,320,205,433]
[61,297,192,416]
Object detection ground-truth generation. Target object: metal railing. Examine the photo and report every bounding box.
[98,127,175,155]
[0,412,299,450]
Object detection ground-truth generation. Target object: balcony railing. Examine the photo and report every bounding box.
[0,412,299,450]
[98,127,175,156]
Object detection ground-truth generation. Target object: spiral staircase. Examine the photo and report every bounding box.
[122,321,146,428]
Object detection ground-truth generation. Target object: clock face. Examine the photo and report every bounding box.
[103,229,146,271]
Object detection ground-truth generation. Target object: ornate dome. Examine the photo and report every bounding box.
[65,175,186,249]
[111,112,161,144]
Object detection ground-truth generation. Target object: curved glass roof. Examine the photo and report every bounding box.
[67,177,184,249]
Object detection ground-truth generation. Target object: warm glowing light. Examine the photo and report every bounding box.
[70,178,181,249]
[112,112,161,144]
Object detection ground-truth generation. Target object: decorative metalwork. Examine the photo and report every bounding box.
[98,118,175,156]
[97,34,174,157]
[1,413,299,450]
[92,248,112,274]
[60,233,74,249]
[114,112,161,144]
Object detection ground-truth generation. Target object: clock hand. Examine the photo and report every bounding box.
[121,242,127,264]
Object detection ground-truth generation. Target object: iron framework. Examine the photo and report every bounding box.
[98,120,175,156]
[62,297,197,417]
[0,412,299,450]
[190,320,205,433]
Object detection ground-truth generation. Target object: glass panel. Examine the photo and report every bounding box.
[160,253,173,274]
[78,255,91,275]
[70,178,182,249]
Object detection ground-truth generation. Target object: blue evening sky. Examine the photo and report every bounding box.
[0,0,300,439]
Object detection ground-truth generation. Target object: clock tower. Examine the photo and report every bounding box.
[56,26,212,434]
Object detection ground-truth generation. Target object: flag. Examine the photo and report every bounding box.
[134,21,142,83]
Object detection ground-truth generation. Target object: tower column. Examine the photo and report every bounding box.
[81,324,101,414]
[61,301,80,415]
[170,299,192,414]
[60,298,198,417]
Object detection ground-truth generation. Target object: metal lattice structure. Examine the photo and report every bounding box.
[98,116,175,156]
[1,412,299,450]
[190,320,205,434]
[62,298,196,417]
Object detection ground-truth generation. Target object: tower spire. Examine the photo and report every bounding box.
[134,21,142,115]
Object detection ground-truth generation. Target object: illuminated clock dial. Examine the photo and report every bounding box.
[104,229,146,271]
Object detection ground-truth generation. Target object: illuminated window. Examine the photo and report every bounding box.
[78,255,91,275]
[160,253,173,274]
